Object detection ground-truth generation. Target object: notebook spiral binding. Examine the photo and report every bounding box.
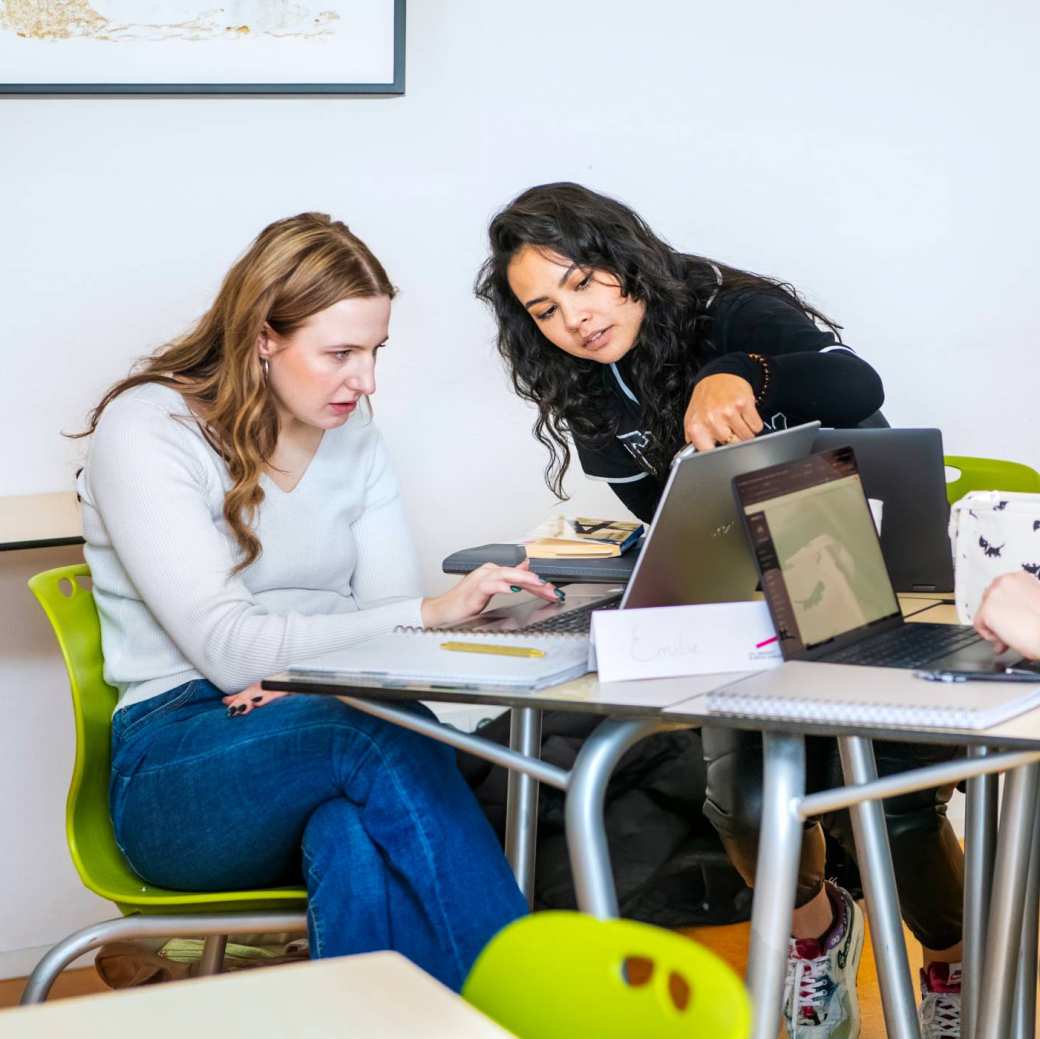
[705,691,977,730]
[393,625,586,640]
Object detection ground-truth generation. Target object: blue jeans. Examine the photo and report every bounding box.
[109,680,526,990]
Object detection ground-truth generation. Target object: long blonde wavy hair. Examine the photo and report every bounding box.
[75,212,396,572]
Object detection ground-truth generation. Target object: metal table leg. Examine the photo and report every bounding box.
[977,762,1040,1039]
[564,717,667,919]
[198,934,227,975]
[839,736,920,1039]
[746,732,806,1039]
[963,751,1001,1039]
[1011,800,1040,1039]
[505,707,542,907]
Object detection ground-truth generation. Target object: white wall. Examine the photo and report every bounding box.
[1,0,1037,974]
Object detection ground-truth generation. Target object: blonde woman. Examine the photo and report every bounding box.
[76,213,550,988]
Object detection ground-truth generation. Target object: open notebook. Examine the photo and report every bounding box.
[288,627,591,692]
[705,661,1040,731]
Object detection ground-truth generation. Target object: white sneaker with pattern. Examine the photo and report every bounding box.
[919,961,961,1038]
[782,882,864,1038]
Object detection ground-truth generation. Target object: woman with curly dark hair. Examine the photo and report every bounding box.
[475,181,885,523]
[476,183,964,1039]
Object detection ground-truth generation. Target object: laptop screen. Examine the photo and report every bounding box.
[733,447,901,657]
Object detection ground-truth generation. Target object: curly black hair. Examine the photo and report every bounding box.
[475,182,838,497]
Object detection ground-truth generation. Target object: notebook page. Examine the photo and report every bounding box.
[289,630,591,691]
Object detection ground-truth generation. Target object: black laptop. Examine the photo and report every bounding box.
[732,446,1018,671]
[811,428,953,593]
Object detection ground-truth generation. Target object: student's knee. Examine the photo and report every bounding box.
[883,784,957,842]
[337,705,457,779]
[702,745,766,842]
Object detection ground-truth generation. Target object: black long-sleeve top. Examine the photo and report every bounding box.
[573,289,885,522]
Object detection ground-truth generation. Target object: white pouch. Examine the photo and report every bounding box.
[948,491,1040,623]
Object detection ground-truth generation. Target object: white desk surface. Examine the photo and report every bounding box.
[266,665,754,718]
[0,491,82,551]
[0,952,514,1038]
[664,599,1040,748]
[266,596,942,718]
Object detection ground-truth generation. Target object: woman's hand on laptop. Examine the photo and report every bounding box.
[421,560,560,629]
[684,374,764,452]
[974,571,1040,660]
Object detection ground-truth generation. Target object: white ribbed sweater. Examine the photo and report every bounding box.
[79,383,424,710]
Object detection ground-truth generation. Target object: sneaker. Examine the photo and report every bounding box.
[782,881,865,1038]
[919,961,961,1038]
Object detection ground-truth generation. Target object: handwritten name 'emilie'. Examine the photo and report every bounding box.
[629,625,700,663]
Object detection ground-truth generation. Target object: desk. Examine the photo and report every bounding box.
[911,599,959,623]
[665,604,1040,1039]
[263,594,945,915]
[0,492,83,551]
[1,952,512,1037]
[265,595,1013,1037]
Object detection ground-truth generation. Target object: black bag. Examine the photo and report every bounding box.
[456,711,753,928]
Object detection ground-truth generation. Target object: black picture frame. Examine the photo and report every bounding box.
[0,0,405,96]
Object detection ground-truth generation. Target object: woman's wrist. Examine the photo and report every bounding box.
[695,355,762,397]
[420,596,443,629]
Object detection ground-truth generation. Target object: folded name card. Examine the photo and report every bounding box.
[590,601,783,683]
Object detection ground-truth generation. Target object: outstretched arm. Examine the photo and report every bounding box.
[684,293,884,450]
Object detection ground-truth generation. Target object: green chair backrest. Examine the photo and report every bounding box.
[27,565,140,902]
[463,911,750,1039]
[945,455,1040,505]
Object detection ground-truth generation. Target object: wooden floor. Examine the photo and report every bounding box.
[0,965,108,1006]
[2,916,1034,1036]
[0,916,922,1037]
[681,917,923,1038]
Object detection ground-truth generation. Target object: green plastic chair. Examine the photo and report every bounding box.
[23,564,307,1003]
[463,911,751,1039]
[944,455,1040,505]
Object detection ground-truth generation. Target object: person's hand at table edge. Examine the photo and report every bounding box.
[973,571,1040,660]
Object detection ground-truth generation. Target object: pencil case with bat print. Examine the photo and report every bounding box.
[949,490,1040,623]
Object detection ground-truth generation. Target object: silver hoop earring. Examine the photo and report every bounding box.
[261,357,270,381]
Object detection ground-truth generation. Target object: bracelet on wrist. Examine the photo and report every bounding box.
[747,353,771,405]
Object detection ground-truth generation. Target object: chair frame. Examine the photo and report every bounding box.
[21,911,308,1003]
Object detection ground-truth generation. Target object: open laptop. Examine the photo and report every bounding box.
[733,446,1018,670]
[446,421,820,636]
[812,428,953,593]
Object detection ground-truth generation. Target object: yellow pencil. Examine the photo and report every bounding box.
[440,641,546,659]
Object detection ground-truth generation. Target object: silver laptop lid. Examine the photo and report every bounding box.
[620,421,820,610]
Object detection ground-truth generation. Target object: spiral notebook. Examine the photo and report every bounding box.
[704,661,1040,731]
[288,627,592,692]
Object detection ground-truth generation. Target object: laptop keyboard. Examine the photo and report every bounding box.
[518,594,623,635]
[822,622,983,668]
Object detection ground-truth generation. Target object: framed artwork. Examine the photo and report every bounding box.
[0,0,405,95]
